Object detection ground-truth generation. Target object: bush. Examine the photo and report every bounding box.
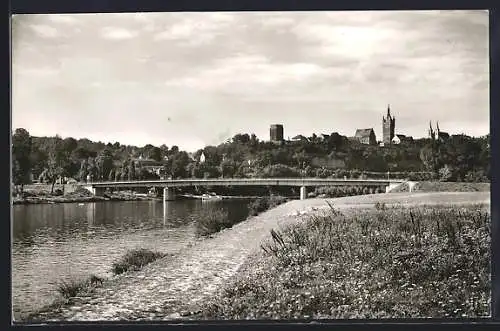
[112,248,165,275]
[56,275,104,299]
[201,203,490,319]
[248,196,288,216]
[195,208,233,237]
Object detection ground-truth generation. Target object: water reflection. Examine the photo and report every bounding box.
[11,199,251,319]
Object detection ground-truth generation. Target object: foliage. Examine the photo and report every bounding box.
[248,196,289,216]
[111,248,165,275]
[200,204,490,319]
[56,275,104,299]
[12,128,32,192]
[195,208,234,237]
[12,127,490,188]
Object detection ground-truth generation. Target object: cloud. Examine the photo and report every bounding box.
[165,54,327,95]
[153,13,236,46]
[47,15,79,25]
[28,24,59,38]
[100,27,138,40]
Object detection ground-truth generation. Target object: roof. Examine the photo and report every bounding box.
[355,128,374,138]
[291,134,309,140]
[396,134,406,139]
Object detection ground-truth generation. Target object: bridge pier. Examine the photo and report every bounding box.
[88,186,105,196]
[300,186,307,200]
[163,187,176,201]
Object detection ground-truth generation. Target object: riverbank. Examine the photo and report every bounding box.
[20,192,490,322]
[12,190,156,205]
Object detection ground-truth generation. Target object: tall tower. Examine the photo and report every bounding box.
[382,104,395,144]
[270,124,284,143]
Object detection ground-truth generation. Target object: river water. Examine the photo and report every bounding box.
[11,199,252,320]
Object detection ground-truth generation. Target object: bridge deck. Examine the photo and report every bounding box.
[86,178,405,188]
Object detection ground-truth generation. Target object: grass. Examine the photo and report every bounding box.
[391,181,490,193]
[199,202,490,319]
[56,274,105,299]
[112,248,166,275]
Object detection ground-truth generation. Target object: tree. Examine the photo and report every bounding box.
[96,148,114,181]
[108,168,115,181]
[87,157,99,182]
[220,158,238,178]
[44,137,70,193]
[150,147,162,162]
[170,145,179,155]
[232,133,250,144]
[170,152,190,178]
[78,159,89,183]
[12,128,32,193]
[128,161,136,180]
[121,159,129,180]
[30,146,48,180]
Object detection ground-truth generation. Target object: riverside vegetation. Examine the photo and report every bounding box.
[199,203,490,319]
[195,196,289,237]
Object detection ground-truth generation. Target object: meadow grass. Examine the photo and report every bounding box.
[112,248,165,275]
[200,202,490,319]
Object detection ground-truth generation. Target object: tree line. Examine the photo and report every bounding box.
[11,128,490,194]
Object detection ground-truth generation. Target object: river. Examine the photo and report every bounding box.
[11,199,252,320]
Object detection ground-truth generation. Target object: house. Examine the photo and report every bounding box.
[392,135,401,145]
[291,135,309,142]
[438,131,450,142]
[133,157,166,176]
[354,128,377,145]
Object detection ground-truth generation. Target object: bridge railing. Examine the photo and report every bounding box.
[85,177,406,187]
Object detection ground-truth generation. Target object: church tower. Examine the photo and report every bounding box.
[382,104,395,144]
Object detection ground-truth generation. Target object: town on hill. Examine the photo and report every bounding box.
[11,104,489,195]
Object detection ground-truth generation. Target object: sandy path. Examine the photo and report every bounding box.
[30,192,490,322]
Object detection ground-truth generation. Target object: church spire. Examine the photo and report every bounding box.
[387,104,391,117]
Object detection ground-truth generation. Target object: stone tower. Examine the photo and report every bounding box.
[382,104,395,144]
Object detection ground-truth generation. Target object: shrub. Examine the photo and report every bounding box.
[56,274,105,299]
[112,248,165,275]
[195,208,233,237]
[248,196,288,216]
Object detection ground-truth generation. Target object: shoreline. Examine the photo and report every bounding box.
[17,192,491,322]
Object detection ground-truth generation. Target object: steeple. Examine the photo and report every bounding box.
[387,104,391,117]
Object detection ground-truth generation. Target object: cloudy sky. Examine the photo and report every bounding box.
[12,10,489,151]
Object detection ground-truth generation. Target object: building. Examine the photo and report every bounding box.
[291,134,309,142]
[270,124,284,143]
[354,128,377,145]
[382,104,396,144]
[133,157,166,176]
[200,152,206,164]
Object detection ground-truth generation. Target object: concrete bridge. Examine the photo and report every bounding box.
[83,178,411,201]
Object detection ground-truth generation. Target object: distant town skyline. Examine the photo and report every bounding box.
[12,10,489,152]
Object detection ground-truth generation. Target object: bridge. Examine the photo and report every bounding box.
[83,178,411,201]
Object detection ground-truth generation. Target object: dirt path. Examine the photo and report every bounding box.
[29,192,490,322]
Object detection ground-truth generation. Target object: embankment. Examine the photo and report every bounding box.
[12,185,155,205]
[21,192,490,322]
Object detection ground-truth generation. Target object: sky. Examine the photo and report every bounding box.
[11,10,489,152]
